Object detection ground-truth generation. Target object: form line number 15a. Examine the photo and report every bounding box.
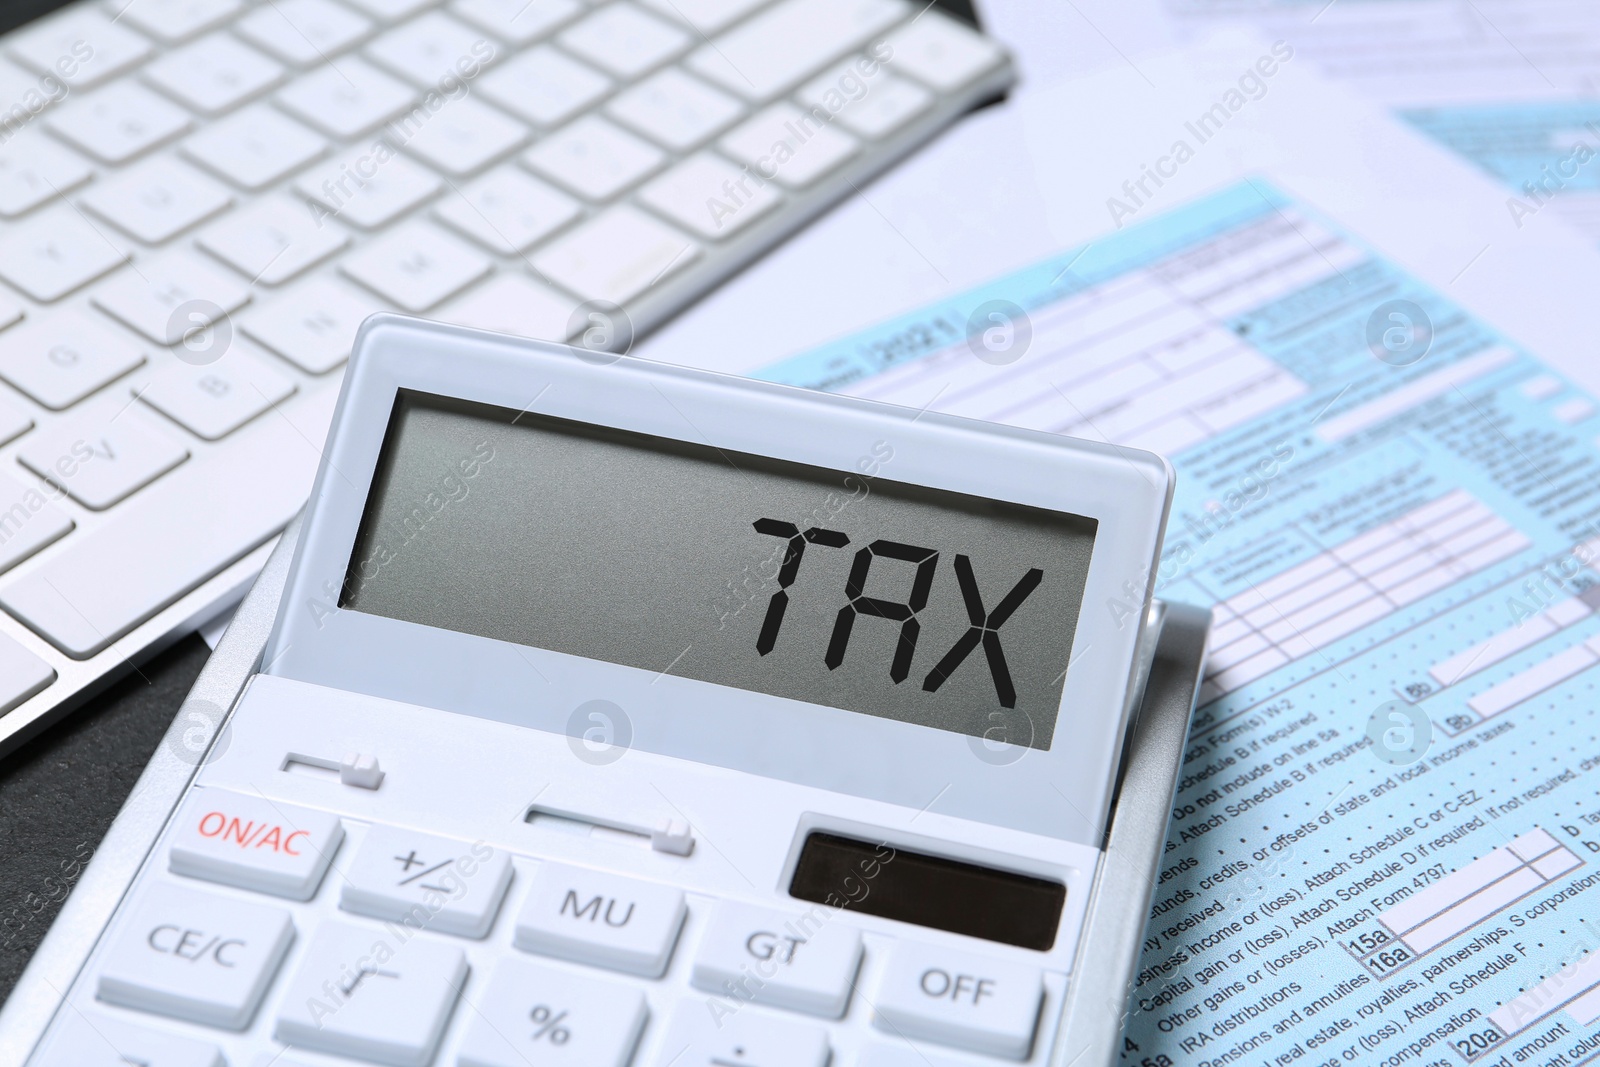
[751,518,1043,708]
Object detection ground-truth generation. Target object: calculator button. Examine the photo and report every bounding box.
[690,901,862,1018]
[871,943,1042,1060]
[654,999,829,1067]
[340,824,513,938]
[456,956,647,1067]
[96,881,295,1030]
[273,918,468,1066]
[168,788,344,900]
[36,1011,226,1067]
[513,860,686,977]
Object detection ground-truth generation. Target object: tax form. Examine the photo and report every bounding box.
[1158,0,1600,246]
[731,37,1600,1067]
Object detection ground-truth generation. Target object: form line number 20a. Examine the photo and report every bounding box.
[751,519,1044,708]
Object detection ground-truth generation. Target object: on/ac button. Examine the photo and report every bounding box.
[871,942,1043,1060]
[167,788,344,901]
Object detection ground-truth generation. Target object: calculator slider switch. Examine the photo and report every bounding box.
[652,817,693,855]
[281,750,385,789]
[526,802,695,855]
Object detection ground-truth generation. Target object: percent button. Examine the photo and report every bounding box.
[531,1004,571,1045]
[458,958,647,1067]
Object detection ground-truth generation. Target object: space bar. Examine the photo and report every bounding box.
[0,407,327,659]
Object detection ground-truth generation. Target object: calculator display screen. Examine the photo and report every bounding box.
[340,392,1097,751]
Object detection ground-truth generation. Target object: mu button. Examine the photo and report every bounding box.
[513,861,686,977]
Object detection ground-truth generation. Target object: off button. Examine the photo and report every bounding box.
[872,942,1042,1060]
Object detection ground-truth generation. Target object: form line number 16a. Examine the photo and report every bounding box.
[751,518,1043,708]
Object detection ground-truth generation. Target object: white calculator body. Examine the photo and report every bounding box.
[3,317,1207,1067]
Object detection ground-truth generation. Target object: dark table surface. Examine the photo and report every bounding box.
[0,637,210,1004]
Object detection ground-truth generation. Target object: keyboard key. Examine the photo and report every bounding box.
[340,824,513,937]
[18,416,188,510]
[142,33,286,115]
[608,67,744,151]
[513,860,686,977]
[0,206,128,302]
[274,919,467,1063]
[883,13,1005,92]
[366,11,499,89]
[398,95,528,176]
[81,157,233,244]
[655,1000,829,1067]
[277,56,416,139]
[92,251,250,345]
[0,472,72,576]
[532,204,697,304]
[296,145,442,229]
[198,196,349,285]
[0,394,32,444]
[8,9,153,90]
[96,881,295,1029]
[0,315,145,410]
[438,273,575,340]
[169,787,344,898]
[688,0,907,102]
[0,389,334,657]
[457,957,647,1067]
[434,167,580,253]
[46,81,191,164]
[236,0,374,66]
[639,152,781,238]
[637,0,770,34]
[871,942,1042,1059]
[181,105,326,192]
[111,0,244,45]
[720,102,858,188]
[240,280,386,373]
[558,3,690,79]
[0,628,53,713]
[35,1011,225,1067]
[522,115,664,200]
[343,0,440,23]
[690,901,862,1017]
[800,63,929,139]
[0,132,92,218]
[452,0,581,47]
[141,357,297,441]
[479,46,610,128]
[341,221,493,311]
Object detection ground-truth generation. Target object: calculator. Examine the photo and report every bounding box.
[1,317,1211,1067]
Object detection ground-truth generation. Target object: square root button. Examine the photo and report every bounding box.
[690,901,861,1017]
[95,881,295,1029]
[513,861,686,977]
[168,788,343,900]
[871,942,1043,1060]
[274,919,468,1067]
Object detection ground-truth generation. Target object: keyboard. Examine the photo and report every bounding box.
[29,673,1076,1067]
[0,0,1012,753]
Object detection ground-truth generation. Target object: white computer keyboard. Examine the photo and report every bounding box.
[29,673,1084,1067]
[0,0,1012,750]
